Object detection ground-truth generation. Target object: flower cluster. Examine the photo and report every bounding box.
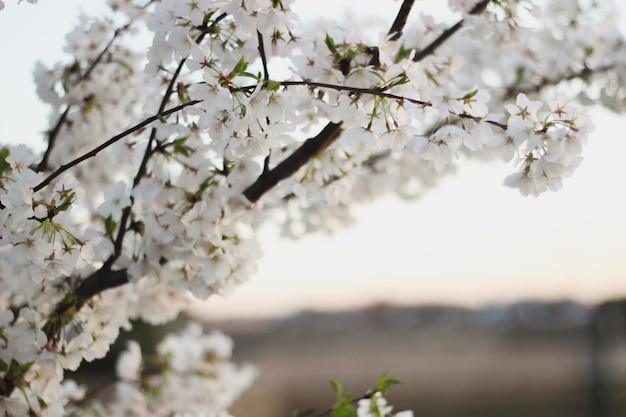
[502,93,593,196]
[62,324,257,416]
[0,0,625,415]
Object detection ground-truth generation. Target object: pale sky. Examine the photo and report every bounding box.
[1,1,625,320]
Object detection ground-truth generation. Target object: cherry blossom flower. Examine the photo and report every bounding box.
[97,180,132,221]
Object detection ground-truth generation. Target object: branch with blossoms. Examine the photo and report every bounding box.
[27,75,587,341]
[412,0,490,62]
[37,23,132,172]
[25,0,589,346]
[33,100,201,193]
[0,0,624,415]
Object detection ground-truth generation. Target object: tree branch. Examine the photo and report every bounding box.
[106,26,215,268]
[37,106,70,172]
[388,0,415,41]
[257,30,269,81]
[504,63,617,100]
[413,0,491,62]
[74,268,129,307]
[257,30,272,174]
[243,121,343,202]
[33,100,200,193]
[277,80,430,106]
[37,24,131,173]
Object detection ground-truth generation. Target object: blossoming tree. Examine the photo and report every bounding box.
[0,0,624,415]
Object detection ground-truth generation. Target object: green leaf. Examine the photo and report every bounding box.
[329,378,357,417]
[330,378,343,398]
[240,71,261,80]
[580,65,592,84]
[459,89,478,100]
[395,44,413,62]
[56,192,76,213]
[374,372,402,395]
[171,136,191,157]
[325,34,338,55]
[0,147,11,173]
[117,59,134,74]
[198,176,213,194]
[266,79,281,91]
[230,56,248,77]
[515,66,525,84]
[332,402,356,417]
[104,216,117,236]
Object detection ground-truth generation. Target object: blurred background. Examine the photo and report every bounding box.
[2,1,626,416]
[75,299,626,417]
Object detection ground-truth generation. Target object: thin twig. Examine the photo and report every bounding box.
[277,80,430,107]
[413,0,491,62]
[33,100,200,193]
[37,24,131,172]
[504,63,617,100]
[367,0,417,67]
[37,106,70,172]
[107,26,212,267]
[36,15,228,366]
[257,30,270,81]
[257,30,272,174]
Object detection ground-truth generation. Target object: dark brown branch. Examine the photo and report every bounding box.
[6,14,224,400]
[37,24,131,173]
[505,63,617,100]
[388,0,415,41]
[278,80,430,106]
[75,268,129,307]
[413,0,490,62]
[37,106,70,172]
[243,122,343,202]
[257,30,272,174]
[257,30,270,81]
[84,25,131,81]
[33,100,200,193]
[107,28,210,267]
[40,268,128,342]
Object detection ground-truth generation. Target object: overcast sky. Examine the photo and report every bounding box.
[1,1,625,319]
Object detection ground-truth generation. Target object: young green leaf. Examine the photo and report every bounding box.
[104,215,117,236]
[230,56,248,77]
[266,80,282,92]
[374,372,402,395]
[330,378,343,398]
[325,34,338,55]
